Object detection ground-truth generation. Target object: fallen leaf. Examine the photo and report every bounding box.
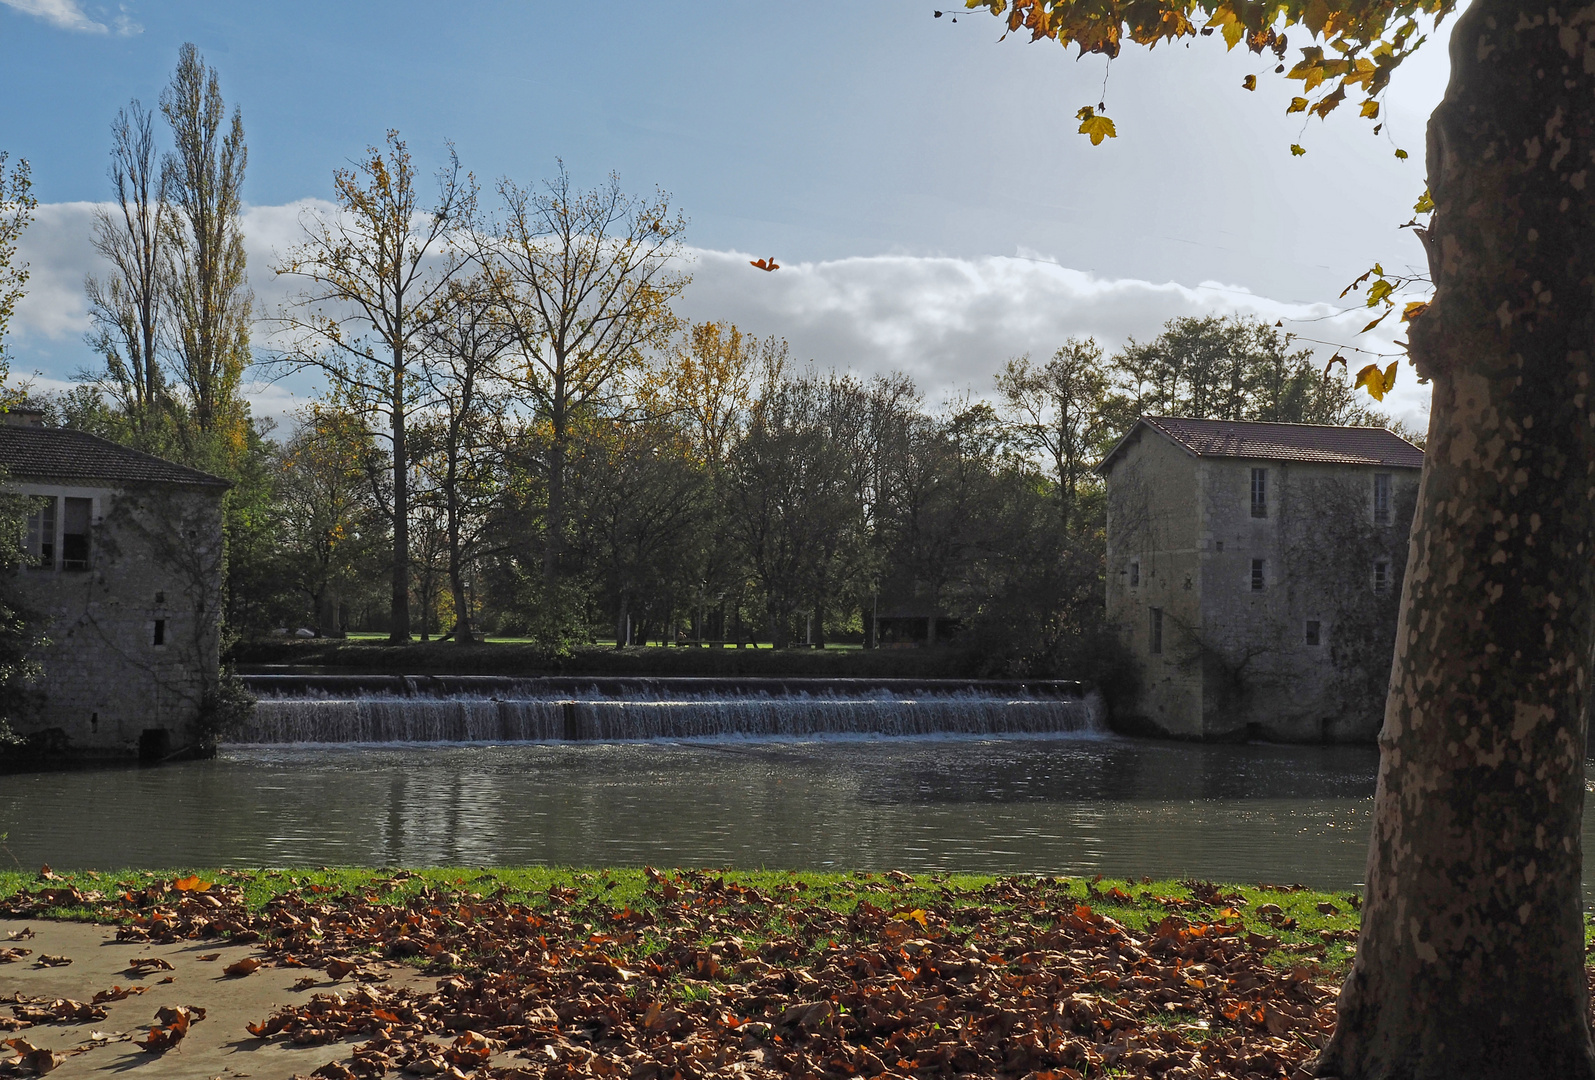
[223,956,261,977]
[33,955,71,968]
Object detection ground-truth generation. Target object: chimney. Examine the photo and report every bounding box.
[2,405,45,427]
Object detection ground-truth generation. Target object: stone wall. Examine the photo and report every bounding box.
[1105,431,1205,737]
[1105,431,1420,743]
[8,480,225,759]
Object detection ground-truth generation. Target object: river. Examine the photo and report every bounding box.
[0,733,1397,888]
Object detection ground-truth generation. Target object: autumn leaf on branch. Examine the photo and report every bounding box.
[1353,361,1399,400]
[966,0,1456,152]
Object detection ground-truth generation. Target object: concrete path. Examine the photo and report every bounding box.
[0,918,430,1079]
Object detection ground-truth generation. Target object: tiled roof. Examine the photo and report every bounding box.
[0,426,231,488]
[1100,416,1425,473]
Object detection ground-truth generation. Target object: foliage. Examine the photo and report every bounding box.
[272,129,474,642]
[968,0,1455,152]
[0,867,1367,1079]
[0,151,35,372]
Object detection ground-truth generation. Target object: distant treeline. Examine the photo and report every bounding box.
[12,45,1417,679]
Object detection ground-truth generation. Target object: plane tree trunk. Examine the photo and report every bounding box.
[1316,0,1595,1076]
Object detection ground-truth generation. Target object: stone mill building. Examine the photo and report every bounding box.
[1099,416,1424,742]
[0,407,229,760]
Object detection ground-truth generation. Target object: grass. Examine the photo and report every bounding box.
[0,866,1367,974]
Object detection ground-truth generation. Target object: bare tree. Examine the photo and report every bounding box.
[415,272,514,644]
[161,43,252,443]
[273,131,473,641]
[484,165,688,595]
[84,103,171,435]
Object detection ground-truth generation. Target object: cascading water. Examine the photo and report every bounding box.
[233,676,1105,744]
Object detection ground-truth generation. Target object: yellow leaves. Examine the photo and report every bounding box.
[1401,301,1429,322]
[1354,361,1399,401]
[1366,278,1394,306]
[891,908,929,928]
[1075,105,1117,145]
[1290,144,1307,157]
[1413,187,1434,214]
[1242,74,1257,90]
[172,876,212,893]
[1394,148,1409,160]
[1360,99,1380,119]
[1287,97,1309,114]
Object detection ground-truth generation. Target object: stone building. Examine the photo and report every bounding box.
[1099,416,1423,742]
[0,409,230,760]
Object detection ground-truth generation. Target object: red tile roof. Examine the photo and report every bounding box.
[0,426,231,488]
[1100,416,1425,473]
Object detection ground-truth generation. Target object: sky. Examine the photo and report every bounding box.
[0,0,1458,431]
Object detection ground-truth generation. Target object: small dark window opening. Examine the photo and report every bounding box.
[1250,468,1268,518]
[152,619,166,647]
[1129,561,1140,587]
[1373,473,1392,524]
[25,497,54,567]
[1305,620,1322,646]
[1374,560,1391,592]
[61,497,91,570]
[1149,607,1164,654]
[1251,559,1265,591]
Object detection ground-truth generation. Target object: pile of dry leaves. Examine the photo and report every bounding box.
[3,871,1345,1080]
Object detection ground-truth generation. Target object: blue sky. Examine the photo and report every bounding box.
[0,0,1457,426]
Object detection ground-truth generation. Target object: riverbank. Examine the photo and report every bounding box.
[0,867,1361,1079]
[232,638,992,678]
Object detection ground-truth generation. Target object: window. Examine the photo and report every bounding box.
[1374,560,1391,592]
[152,619,166,647]
[1373,473,1392,524]
[24,497,54,568]
[1305,620,1322,646]
[1129,561,1140,587]
[1251,559,1265,591]
[61,498,91,571]
[1250,468,1268,518]
[1149,607,1163,654]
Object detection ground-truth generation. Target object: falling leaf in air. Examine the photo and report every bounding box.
[1075,106,1117,145]
[749,257,780,272]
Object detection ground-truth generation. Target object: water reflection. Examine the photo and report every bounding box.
[0,735,1401,889]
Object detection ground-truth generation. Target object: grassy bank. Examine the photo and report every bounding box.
[2,866,1359,972]
[1,866,1373,1078]
[230,638,995,678]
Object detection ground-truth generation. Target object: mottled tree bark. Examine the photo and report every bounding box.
[1316,0,1595,1076]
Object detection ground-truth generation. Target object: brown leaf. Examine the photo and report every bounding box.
[224,956,262,977]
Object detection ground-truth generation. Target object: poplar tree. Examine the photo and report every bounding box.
[160,42,252,447]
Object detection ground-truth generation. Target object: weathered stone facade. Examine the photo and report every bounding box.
[1100,417,1423,742]
[0,412,229,759]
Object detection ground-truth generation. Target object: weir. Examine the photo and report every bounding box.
[234,675,1105,744]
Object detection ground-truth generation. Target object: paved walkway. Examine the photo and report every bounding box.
[1,918,428,1079]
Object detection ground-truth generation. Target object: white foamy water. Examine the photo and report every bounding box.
[235,689,1106,744]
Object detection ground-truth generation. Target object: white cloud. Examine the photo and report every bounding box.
[6,200,1431,437]
[0,0,109,33]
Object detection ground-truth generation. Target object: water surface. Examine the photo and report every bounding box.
[1,735,1388,888]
